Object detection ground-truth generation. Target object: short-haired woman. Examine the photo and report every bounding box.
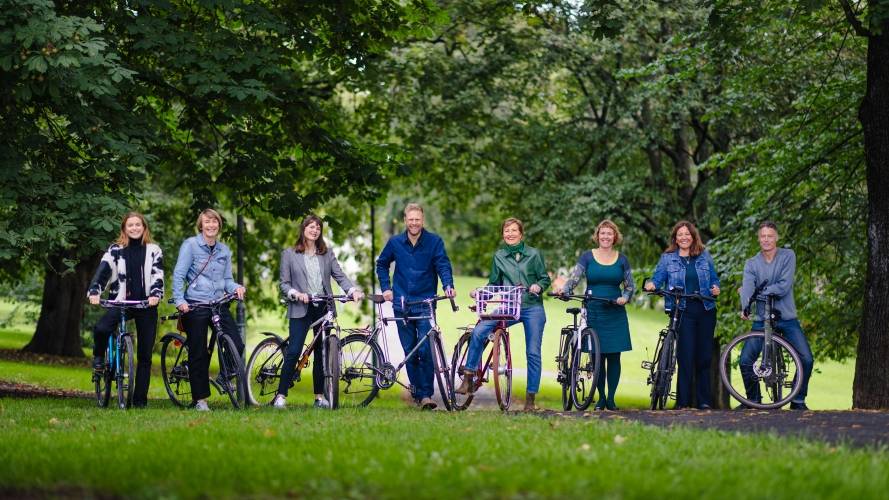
[645,220,721,409]
[455,217,551,411]
[172,209,246,411]
[557,219,634,410]
[87,212,164,408]
[272,214,363,409]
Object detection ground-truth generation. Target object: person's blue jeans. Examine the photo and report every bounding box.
[396,315,435,400]
[675,300,716,407]
[739,318,814,404]
[463,304,546,394]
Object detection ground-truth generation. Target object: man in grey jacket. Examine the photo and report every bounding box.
[739,221,814,410]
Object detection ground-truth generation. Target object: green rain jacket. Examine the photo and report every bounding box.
[487,242,551,308]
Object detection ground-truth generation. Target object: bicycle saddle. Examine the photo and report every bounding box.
[566,307,581,315]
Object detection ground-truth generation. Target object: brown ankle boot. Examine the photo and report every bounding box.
[523,392,539,411]
[455,369,476,395]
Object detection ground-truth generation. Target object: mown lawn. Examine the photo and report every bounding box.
[1,397,887,499]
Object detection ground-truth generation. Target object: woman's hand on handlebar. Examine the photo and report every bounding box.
[710,285,721,296]
[88,294,100,306]
[644,282,656,292]
[148,296,160,307]
[351,290,365,302]
[615,296,628,306]
[177,303,190,313]
[528,284,542,295]
[235,286,246,300]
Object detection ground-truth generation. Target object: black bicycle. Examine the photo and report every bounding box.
[549,292,608,411]
[641,285,714,410]
[93,299,149,409]
[245,294,348,409]
[158,293,248,409]
[719,280,803,409]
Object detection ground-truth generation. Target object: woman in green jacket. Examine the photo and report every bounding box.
[456,217,551,410]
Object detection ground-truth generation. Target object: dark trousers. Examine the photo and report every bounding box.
[396,315,434,400]
[93,307,158,407]
[182,304,244,402]
[277,303,327,397]
[675,300,717,408]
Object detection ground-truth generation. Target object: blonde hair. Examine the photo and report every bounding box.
[115,212,153,247]
[403,203,424,217]
[593,219,622,246]
[195,208,223,233]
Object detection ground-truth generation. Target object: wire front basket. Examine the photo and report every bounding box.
[474,285,523,320]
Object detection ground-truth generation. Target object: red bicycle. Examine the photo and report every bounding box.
[449,285,523,411]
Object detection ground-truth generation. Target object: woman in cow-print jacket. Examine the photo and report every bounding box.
[87,211,164,408]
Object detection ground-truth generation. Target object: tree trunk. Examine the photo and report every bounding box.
[853,19,889,409]
[23,251,101,357]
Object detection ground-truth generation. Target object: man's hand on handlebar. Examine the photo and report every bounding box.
[382,290,394,302]
[445,286,456,298]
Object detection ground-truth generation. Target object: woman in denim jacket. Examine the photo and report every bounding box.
[172,208,246,411]
[645,220,721,409]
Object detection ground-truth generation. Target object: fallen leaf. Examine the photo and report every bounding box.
[614,434,626,445]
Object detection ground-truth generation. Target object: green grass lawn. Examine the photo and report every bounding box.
[1,276,856,409]
[0,398,887,499]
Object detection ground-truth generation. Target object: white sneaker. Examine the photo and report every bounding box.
[313,397,330,409]
[194,399,210,411]
[272,394,287,409]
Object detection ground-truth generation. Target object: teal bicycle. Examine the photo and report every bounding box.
[93,299,149,409]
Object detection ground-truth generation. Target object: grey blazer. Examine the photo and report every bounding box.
[280,247,357,319]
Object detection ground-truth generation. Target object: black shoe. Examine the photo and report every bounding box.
[789,402,810,411]
[675,405,691,410]
[697,404,712,410]
[594,399,607,410]
[92,356,105,370]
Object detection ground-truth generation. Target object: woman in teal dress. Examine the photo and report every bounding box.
[558,220,634,410]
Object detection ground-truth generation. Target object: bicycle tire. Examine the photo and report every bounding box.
[450,331,476,411]
[323,335,340,410]
[218,334,247,409]
[557,330,573,411]
[648,333,664,410]
[160,333,190,408]
[571,328,600,411]
[430,330,455,411]
[339,334,383,407]
[655,331,675,410]
[719,331,803,409]
[116,335,135,409]
[245,336,284,406]
[491,328,512,411]
[94,349,111,408]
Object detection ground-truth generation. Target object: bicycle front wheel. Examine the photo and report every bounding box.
[339,334,383,408]
[218,334,247,409]
[246,336,284,406]
[571,328,600,411]
[323,335,341,410]
[430,330,455,411]
[650,331,675,410]
[117,335,135,410]
[450,331,476,411]
[491,329,512,411]
[557,329,573,411]
[94,352,111,408]
[720,331,803,410]
[160,333,190,408]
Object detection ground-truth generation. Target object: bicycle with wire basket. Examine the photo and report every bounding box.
[92,299,150,409]
[548,292,608,411]
[718,279,803,409]
[245,294,349,409]
[449,285,525,411]
[641,284,715,410]
[323,294,459,410]
[157,292,248,409]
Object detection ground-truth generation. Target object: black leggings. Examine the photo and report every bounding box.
[93,307,158,407]
[277,303,327,397]
[181,304,244,402]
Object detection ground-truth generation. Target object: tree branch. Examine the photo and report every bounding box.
[838,0,869,37]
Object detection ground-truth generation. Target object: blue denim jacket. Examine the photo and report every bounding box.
[172,234,241,307]
[651,250,720,311]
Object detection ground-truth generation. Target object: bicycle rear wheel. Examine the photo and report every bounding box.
[160,333,190,407]
[571,328,600,411]
[245,336,284,406]
[719,331,803,409]
[323,335,340,410]
[430,330,455,411]
[339,333,383,407]
[649,331,674,410]
[490,329,512,411]
[218,334,247,409]
[557,328,573,411]
[449,331,476,411]
[116,335,135,409]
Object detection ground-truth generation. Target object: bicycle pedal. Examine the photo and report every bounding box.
[641,361,653,370]
[669,392,677,399]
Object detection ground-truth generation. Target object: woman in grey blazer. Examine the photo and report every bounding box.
[272,214,363,408]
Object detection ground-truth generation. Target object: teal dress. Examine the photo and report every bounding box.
[582,253,632,353]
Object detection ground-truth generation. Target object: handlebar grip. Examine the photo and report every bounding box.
[449,296,459,312]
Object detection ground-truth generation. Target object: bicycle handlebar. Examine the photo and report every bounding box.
[646,288,715,302]
[281,294,354,305]
[99,299,151,309]
[546,292,619,305]
[403,295,459,312]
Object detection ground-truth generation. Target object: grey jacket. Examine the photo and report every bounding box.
[279,247,357,319]
[740,248,798,321]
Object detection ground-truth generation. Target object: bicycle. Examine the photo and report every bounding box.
[719,280,803,409]
[93,299,149,409]
[158,292,248,409]
[449,285,524,411]
[548,292,609,411]
[326,294,459,410]
[641,285,715,410]
[245,294,349,409]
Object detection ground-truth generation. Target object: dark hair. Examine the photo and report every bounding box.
[294,214,328,255]
[758,220,779,233]
[665,220,705,257]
